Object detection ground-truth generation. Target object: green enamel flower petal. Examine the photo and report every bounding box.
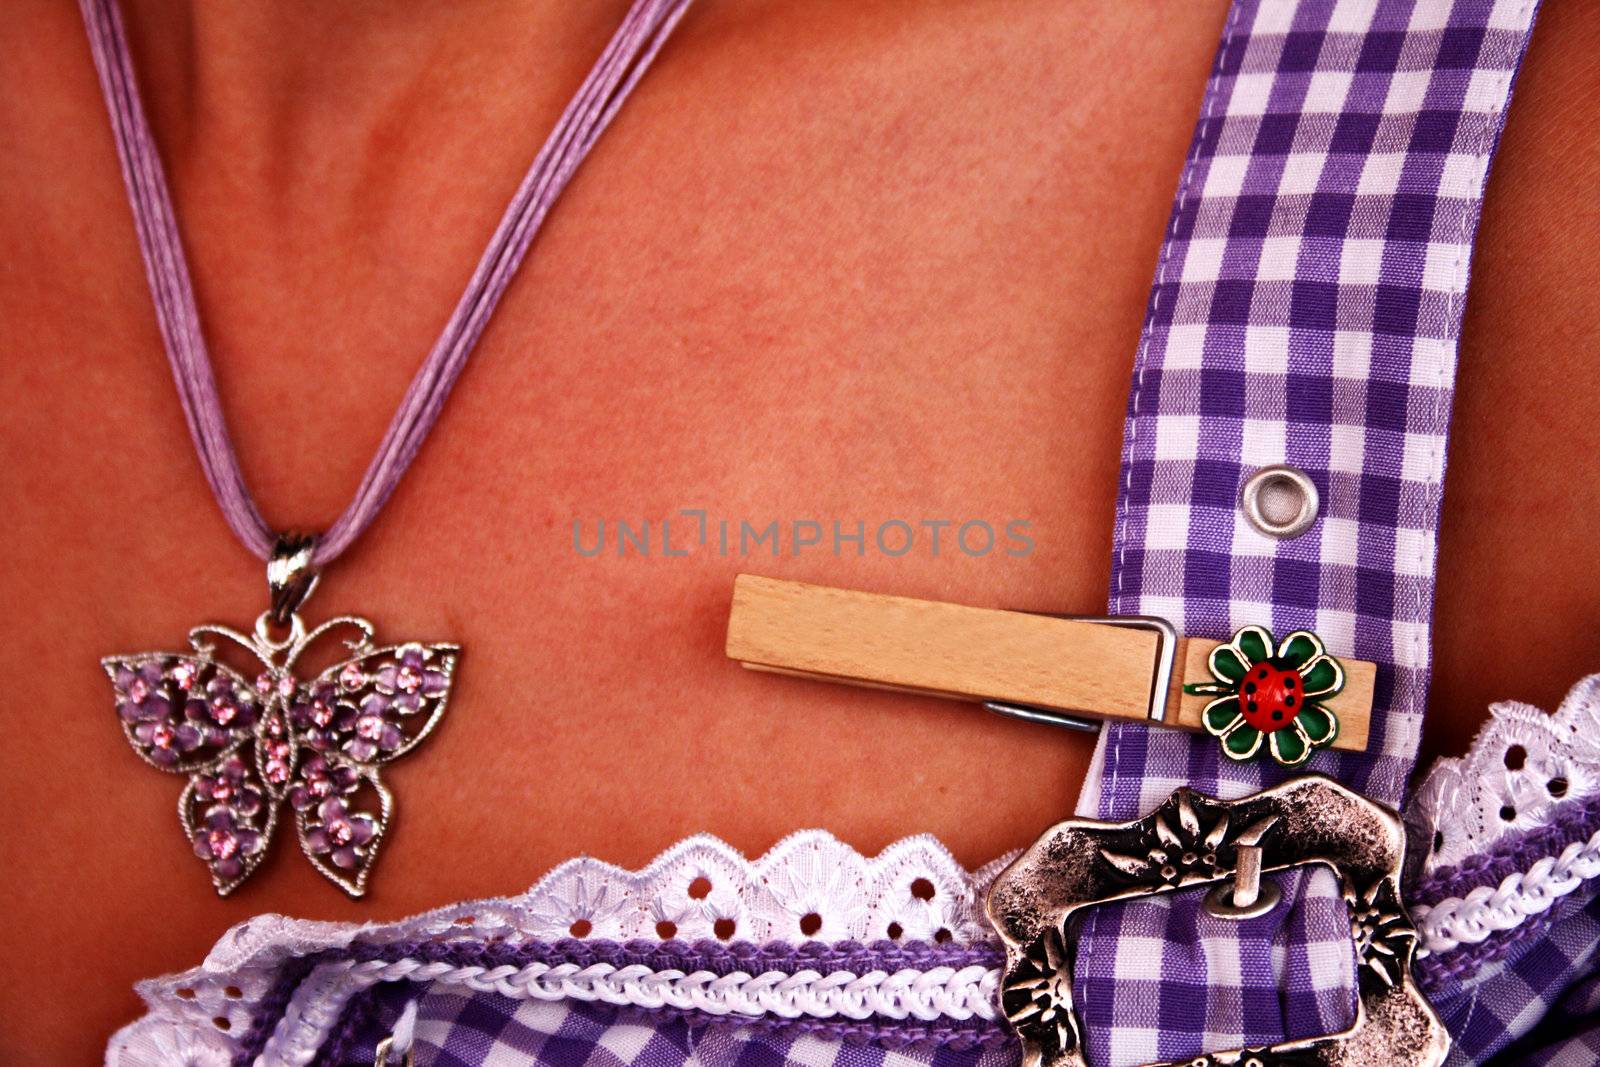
[1222,722,1264,761]
[1276,630,1324,670]
[1209,643,1253,683]
[1300,654,1346,699]
[1269,723,1311,766]
[1235,626,1272,667]
[1296,704,1339,747]
[1203,697,1242,736]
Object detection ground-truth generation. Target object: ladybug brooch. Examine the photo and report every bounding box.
[1183,625,1345,766]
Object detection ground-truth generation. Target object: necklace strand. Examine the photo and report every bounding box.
[79,0,694,566]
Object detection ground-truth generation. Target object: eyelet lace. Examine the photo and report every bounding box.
[1411,675,1600,874]
[107,831,1015,1066]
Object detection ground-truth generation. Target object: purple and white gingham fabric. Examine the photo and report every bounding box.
[353,995,1014,1067]
[1427,885,1600,1064]
[1073,0,1540,1062]
[1070,868,1356,1064]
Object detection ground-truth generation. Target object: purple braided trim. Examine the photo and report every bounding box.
[314,981,413,1067]
[232,954,320,1067]
[236,938,1007,1065]
[1414,904,1562,993]
[338,935,1003,973]
[313,986,384,1067]
[1414,792,1600,905]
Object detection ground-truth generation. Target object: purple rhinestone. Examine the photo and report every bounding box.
[395,664,423,694]
[208,828,239,860]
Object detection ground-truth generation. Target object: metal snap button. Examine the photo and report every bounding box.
[1240,465,1319,539]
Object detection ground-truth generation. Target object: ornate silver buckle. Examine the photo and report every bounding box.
[987,776,1447,1067]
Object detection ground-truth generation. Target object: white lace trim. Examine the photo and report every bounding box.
[107,830,1009,1067]
[1410,674,1600,873]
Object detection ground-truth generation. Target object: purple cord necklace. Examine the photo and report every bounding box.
[79,0,695,898]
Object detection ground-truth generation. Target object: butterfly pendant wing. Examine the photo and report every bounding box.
[285,639,459,895]
[104,649,263,773]
[179,752,280,895]
[105,636,285,893]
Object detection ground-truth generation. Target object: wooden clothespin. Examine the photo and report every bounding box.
[724,574,1373,757]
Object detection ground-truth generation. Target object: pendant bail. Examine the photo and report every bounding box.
[267,532,321,626]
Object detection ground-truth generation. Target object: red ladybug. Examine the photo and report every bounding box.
[1239,661,1304,732]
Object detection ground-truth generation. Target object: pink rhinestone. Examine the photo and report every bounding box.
[210,697,237,725]
[310,699,335,727]
[327,818,354,846]
[395,664,423,694]
[150,723,175,749]
[355,715,385,741]
[255,671,276,694]
[339,663,366,691]
[172,661,200,691]
[310,777,331,798]
[207,828,239,860]
[210,778,235,802]
[264,759,290,784]
[278,676,297,700]
[128,677,151,704]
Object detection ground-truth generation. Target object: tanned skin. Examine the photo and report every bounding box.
[0,2,1595,1061]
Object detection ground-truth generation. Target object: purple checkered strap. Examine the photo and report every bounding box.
[1075,1,1541,1063]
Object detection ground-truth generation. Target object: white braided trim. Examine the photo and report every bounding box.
[256,958,1000,1066]
[1413,825,1600,954]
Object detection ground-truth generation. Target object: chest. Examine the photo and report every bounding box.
[0,0,1226,922]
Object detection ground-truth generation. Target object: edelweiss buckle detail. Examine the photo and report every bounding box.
[986,776,1447,1067]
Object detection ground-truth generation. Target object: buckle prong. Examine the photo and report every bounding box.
[1202,844,1280,919]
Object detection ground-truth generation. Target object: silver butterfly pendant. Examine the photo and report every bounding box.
[104,610,458,897]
